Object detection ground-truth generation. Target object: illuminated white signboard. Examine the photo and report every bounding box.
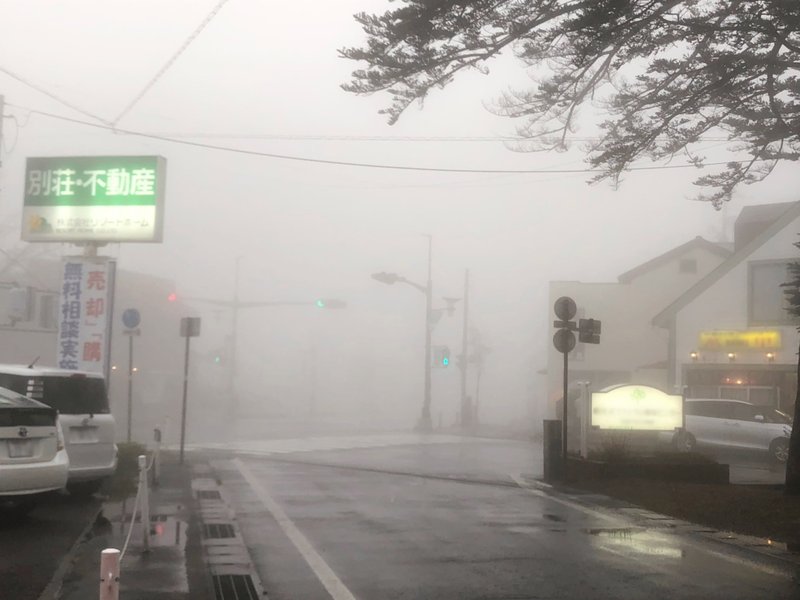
[23,156,166,243]
[592,385,683,431]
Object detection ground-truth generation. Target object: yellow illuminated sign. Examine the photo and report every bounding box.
[698,330,782,351]
[592,385,683,431]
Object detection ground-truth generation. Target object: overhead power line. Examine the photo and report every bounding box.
[112,0,232,126]
[10,103,763,176]
[0,65,112,125]
[135,132,732,143]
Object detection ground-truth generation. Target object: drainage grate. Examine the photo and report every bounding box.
[198,490,222,500]
[212,574,259,600]
[204,523,236,539]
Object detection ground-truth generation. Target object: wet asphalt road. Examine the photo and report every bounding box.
[211,437,800,600]
[0,491,100,599]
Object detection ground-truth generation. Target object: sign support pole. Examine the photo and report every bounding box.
[127,333,134,442]
[179,334,191,465]
[562,349,568,463]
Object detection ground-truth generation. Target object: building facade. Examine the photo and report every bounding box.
[655,202,800,414]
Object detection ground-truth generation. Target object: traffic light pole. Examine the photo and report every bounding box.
[421,235,433,432]
[459,269,470,428]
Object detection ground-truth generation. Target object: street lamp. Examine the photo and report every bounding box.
[371,236,434,431]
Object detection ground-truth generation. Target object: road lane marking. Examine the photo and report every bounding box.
[233,458,358,600]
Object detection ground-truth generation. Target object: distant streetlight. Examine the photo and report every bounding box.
[371,236,434,431]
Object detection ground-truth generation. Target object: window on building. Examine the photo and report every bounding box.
[679,258,697,274]
[748,260,795,325]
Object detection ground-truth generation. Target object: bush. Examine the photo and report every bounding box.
[594,433,631,463]
[106,441,148,500]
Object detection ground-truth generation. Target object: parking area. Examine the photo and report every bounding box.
[0,491,101,599]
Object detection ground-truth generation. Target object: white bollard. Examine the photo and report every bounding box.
[99,548,120,600]
[138,455,151,552]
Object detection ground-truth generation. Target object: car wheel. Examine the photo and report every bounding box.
[674,431,696,453]
[67,479,104,498]
[769,438,789,464]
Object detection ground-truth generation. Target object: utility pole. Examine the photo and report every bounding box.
[459,269,470,428]
[421,235,433,431]
[230,256,241,415]
[0,95,5,170]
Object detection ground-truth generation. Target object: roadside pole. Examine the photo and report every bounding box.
[121,309,141,443]
[126,332,134,442]
[580,381,590,458]
[0,95,4,170]
[179,317,201,464]
[552,297,602,470]
[459,269,470,428]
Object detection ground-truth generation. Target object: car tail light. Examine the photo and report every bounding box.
[56,420,65,452]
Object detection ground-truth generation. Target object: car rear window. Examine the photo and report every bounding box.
[0,407,56,427]
[0,373,109,415]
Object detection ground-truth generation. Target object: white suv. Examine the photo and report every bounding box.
[0,365,117,496]
[675,398,792,463]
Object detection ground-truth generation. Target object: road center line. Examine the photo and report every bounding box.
[233,458,357,600]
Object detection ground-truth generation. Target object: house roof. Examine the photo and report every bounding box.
[734,201,798,250]
[652,201,800,327]
[617,236,732,283]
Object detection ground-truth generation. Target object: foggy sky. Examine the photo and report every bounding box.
[2,0,799,426]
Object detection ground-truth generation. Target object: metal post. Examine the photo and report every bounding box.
[126,333,133,443]
[152,427,161,487]
[138,455,150,553]
[421,235,433,431]
[179,335,191,464]
[580,381,590,458]
[459,269,470,428]
[562,349,569,463]
[230,256,241,416]
[99,548,120,600]
[0,95,5,169]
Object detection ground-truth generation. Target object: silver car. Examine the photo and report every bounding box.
[0,386,69,514]
[675,398,792,463]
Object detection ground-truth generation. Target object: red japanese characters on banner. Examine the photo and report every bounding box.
[57,257,116,375]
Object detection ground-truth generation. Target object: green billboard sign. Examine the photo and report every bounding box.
[23,156,166,242]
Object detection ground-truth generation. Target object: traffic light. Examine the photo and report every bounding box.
[315,298,347,309]
[433,345,451,368]
[578,318,602,344]
[212,348,226,365]
[167,292,177,302]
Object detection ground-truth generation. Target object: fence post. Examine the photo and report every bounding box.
[138,455,151,553]
[99,548,120,600]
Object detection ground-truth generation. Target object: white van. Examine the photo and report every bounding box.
[0,365,117,496]
[676,398,792,463]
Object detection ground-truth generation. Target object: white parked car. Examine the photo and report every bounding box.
[0,385,69,514]
[675,398,792,463]
[0,365,116,496]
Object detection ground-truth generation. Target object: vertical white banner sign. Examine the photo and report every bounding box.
[57,257,116,377]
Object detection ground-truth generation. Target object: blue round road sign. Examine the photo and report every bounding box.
[122,308,141,329]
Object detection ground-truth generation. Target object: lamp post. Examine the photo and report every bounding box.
[372,236,434,431]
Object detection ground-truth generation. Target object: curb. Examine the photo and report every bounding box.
[517,474,800,569]
[36,502,104,600]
